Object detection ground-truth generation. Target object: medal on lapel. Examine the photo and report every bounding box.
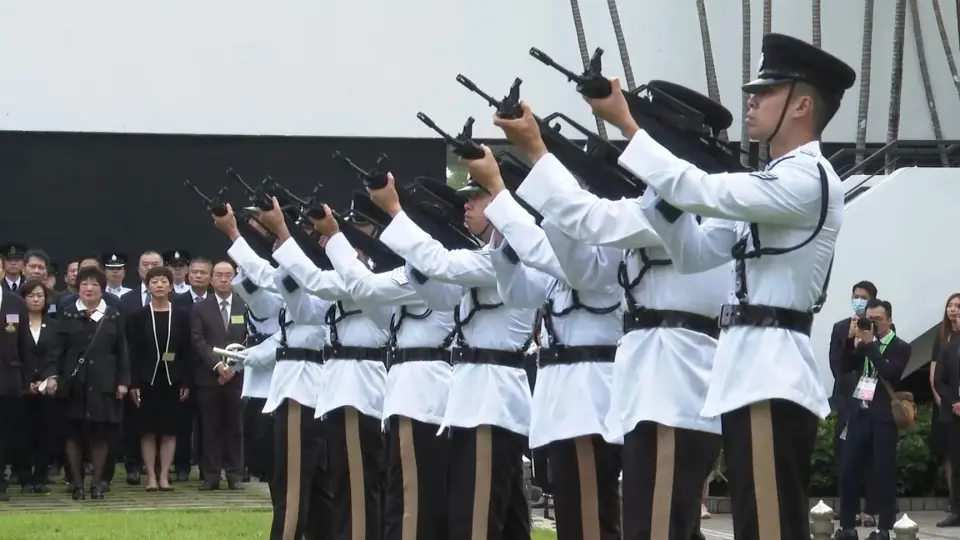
[5,313,18,333]
[4,324,15,333]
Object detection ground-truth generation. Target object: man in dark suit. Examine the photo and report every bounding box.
[835,299,911,539]
[171,257,213,482]
[190,260,247,490]
[0,243,28,292]
[936,337,960,527]
[828,280,878,524]
[0,288,31,501]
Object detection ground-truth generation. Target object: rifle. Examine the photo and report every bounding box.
[457,74,643,197]
[416,114,485,160]
[226,168,273,211]
[529,47,612,99]
[332,152,389,190]
[183,180,229,217]
[455,74,523,119]
[262,177,328,221]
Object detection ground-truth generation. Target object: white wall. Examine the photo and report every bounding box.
[809,168,960,390]
[1,0,958,142]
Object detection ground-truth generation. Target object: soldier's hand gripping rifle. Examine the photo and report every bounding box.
[183,180,229,217]
[332,152,389,190]
[456,73,642,196]
[259,180,333,269]
[416,114,485,161]
[266,179,328,222]
[226,168,273,211]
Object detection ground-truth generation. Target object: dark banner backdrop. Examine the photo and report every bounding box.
[0,131,445,280]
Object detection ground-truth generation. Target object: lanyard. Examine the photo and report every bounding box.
[150,303,173,359]
[862,331,895,376]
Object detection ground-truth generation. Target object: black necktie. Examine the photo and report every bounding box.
[10,282,17,291]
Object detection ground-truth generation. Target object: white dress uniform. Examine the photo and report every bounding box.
[271,236,390,540]
[620,31,855,540]
[228,270,281,488]
[515,153,727,540]
[262,269,331,540]
[485,189,625,540]
[324,231,455,540]
[379,211,535,540]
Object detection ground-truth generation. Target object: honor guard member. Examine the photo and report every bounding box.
[313,196,457,540]
[219,206,285,485]
[1,243,28,291]
[261,197,392,540]
[469,157,624,540]
[164,251,192,295]
[262,268,332,540]
[370,173,536,540]
[495,102,728,539]
[583,33,854,540]
[103,253,132,297]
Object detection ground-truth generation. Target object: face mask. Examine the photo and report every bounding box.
[852,298,867,315]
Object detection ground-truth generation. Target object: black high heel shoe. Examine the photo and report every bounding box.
[89,484,104,500]
[71,487,85,500]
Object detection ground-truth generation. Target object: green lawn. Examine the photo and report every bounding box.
[0,509,557,539]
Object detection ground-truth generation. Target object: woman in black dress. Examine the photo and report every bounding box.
[15,279,58,494]
[128,266,192,491]
[931,293,960,506]
[42,266,130,500]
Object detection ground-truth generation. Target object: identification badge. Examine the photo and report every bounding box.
[161,352,176,362]
[230,315,244,325]
[4,324,15,333]
[853,375,878,402]
[5,314,19,324]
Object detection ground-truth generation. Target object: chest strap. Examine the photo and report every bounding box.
[441,287,503,348]
[541,289,620,348]
[325,302,362,348]
[389,306,433,350]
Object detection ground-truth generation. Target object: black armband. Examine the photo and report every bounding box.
[655,199,684,223]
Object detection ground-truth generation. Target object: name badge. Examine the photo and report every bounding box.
[853,375,878,402]
[230,315,245,325]
[5,314,19,324]
[161,352,176,362]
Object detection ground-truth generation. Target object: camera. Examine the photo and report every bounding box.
[857,318,875,332]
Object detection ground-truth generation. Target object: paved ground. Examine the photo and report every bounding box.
[532,508,960,539]
[0,474,271,512]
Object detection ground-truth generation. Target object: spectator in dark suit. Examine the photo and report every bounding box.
[12,279,58,494]
[189,261,247,490]
[836,299,911,538]
[0,286,30,501]
[829,280,878,526]
[42,266,130,501]
[171,257,212,482]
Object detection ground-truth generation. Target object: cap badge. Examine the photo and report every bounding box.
[757,53,765,75]
[111,255,117,261]
[174,251,180,258]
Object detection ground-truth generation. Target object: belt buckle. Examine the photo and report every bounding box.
[719,305,736,327]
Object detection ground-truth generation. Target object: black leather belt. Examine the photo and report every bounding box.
[623,308,719,339]
[538,345,618,368]
[719,304,813,336]
[247,334,269,347]
[323,345,387,362]
[452,347,525,369]
[275,347,325,365]
[387,347,451,370]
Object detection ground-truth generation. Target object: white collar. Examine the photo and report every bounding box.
[5,276,21,285]
[140,283,148,295]
[75,298,108,321]
[215,293,232,306]
[192,291,207,301]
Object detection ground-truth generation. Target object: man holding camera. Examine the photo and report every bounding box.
[835,298,911,539]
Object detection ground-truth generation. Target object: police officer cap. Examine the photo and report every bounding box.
[401,176,467,223]
[102,252,128,268]
[647,80,734,132]
[1,242,28,260]
[742,33,856,98]
[342,192,392,232]
[163,250,191,266]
